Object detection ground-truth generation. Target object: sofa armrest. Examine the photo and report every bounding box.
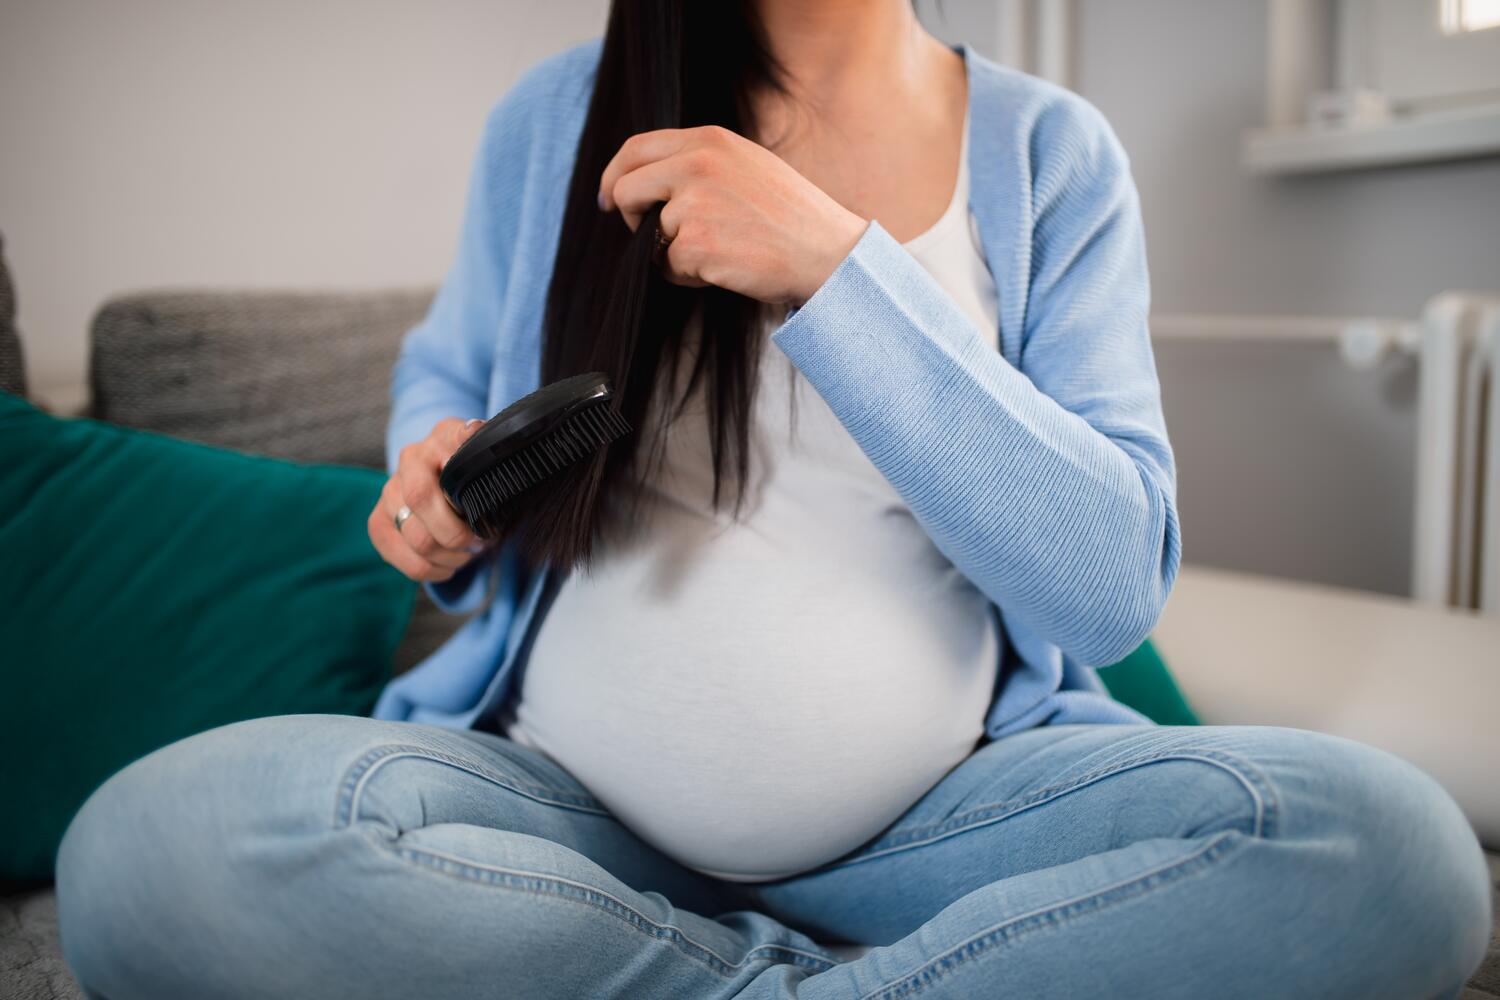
[1155,565,1500,847]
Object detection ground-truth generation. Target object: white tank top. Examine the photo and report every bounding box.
[500,115,1002,882]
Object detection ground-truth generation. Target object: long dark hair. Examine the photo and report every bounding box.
[497,1,786,572]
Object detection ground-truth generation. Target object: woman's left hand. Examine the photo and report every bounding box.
[598,126,868,307]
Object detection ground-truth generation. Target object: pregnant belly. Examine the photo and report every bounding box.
[504,514,999,882]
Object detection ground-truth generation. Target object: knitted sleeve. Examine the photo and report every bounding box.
[771,95,1179,666]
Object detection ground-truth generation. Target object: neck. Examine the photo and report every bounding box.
[751,0,938,104]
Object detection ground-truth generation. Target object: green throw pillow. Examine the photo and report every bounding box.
[1097,639,1201,726]
[0,392,415,883]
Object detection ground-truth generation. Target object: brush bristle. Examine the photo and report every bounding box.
[455,402,630,538]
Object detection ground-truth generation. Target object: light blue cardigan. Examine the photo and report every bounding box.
[373,40,1180,738]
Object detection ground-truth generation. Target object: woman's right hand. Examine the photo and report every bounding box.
[368,417,489,582]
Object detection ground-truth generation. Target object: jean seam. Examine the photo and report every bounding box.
[858,829,1245,1000]
[374,837,841,978]
[818,747,1280,874]
[334,743,608,828]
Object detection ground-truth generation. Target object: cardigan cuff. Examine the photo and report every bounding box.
[771,218,993,440]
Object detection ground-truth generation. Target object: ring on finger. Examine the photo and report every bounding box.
[394,504,414,532]
[652,222,673,264]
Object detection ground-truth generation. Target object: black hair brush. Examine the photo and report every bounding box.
[440,372,631,540]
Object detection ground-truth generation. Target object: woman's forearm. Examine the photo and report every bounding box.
[772,220,1179,666]
[382,83,545,610]
[386,317,488,472]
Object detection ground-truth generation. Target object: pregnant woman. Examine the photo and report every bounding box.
[58,2,1489,997]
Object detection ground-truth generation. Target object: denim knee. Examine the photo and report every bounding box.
[1264,730,1492,991]
[56,715,390,996]
[56,714,587,997]
[57,729,209,995]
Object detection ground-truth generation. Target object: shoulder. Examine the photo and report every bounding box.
[491,38,601,124]
[964,50,1132,203]
[474,38,602,160]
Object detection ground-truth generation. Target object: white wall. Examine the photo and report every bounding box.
[924,0,1500,317]
[1074,0,1500,320]
[0,0,609,392]
[1069,0,1500,596]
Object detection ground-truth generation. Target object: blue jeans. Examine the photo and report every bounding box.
[57,716,1490,999]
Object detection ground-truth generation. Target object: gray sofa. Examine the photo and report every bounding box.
[2,285,1497,998]
[0,235,26,399]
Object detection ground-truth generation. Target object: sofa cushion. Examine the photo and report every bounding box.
[89,288,434,468]
[0,392,415,882]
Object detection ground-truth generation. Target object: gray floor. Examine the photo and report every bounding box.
[1463,852,1500,1000]
[0,890,78,1000]
[6,855,1499,999]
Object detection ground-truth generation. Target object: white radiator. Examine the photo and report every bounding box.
[1418,294,1500,616]
[1153,295,1497,618]
[1481,304,1500,616]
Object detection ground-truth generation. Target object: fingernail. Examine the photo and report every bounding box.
[464,542,487,555]
[465,418,483,429]
[597,191,608,211]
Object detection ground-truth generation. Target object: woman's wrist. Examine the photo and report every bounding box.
[793,211,869,307]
